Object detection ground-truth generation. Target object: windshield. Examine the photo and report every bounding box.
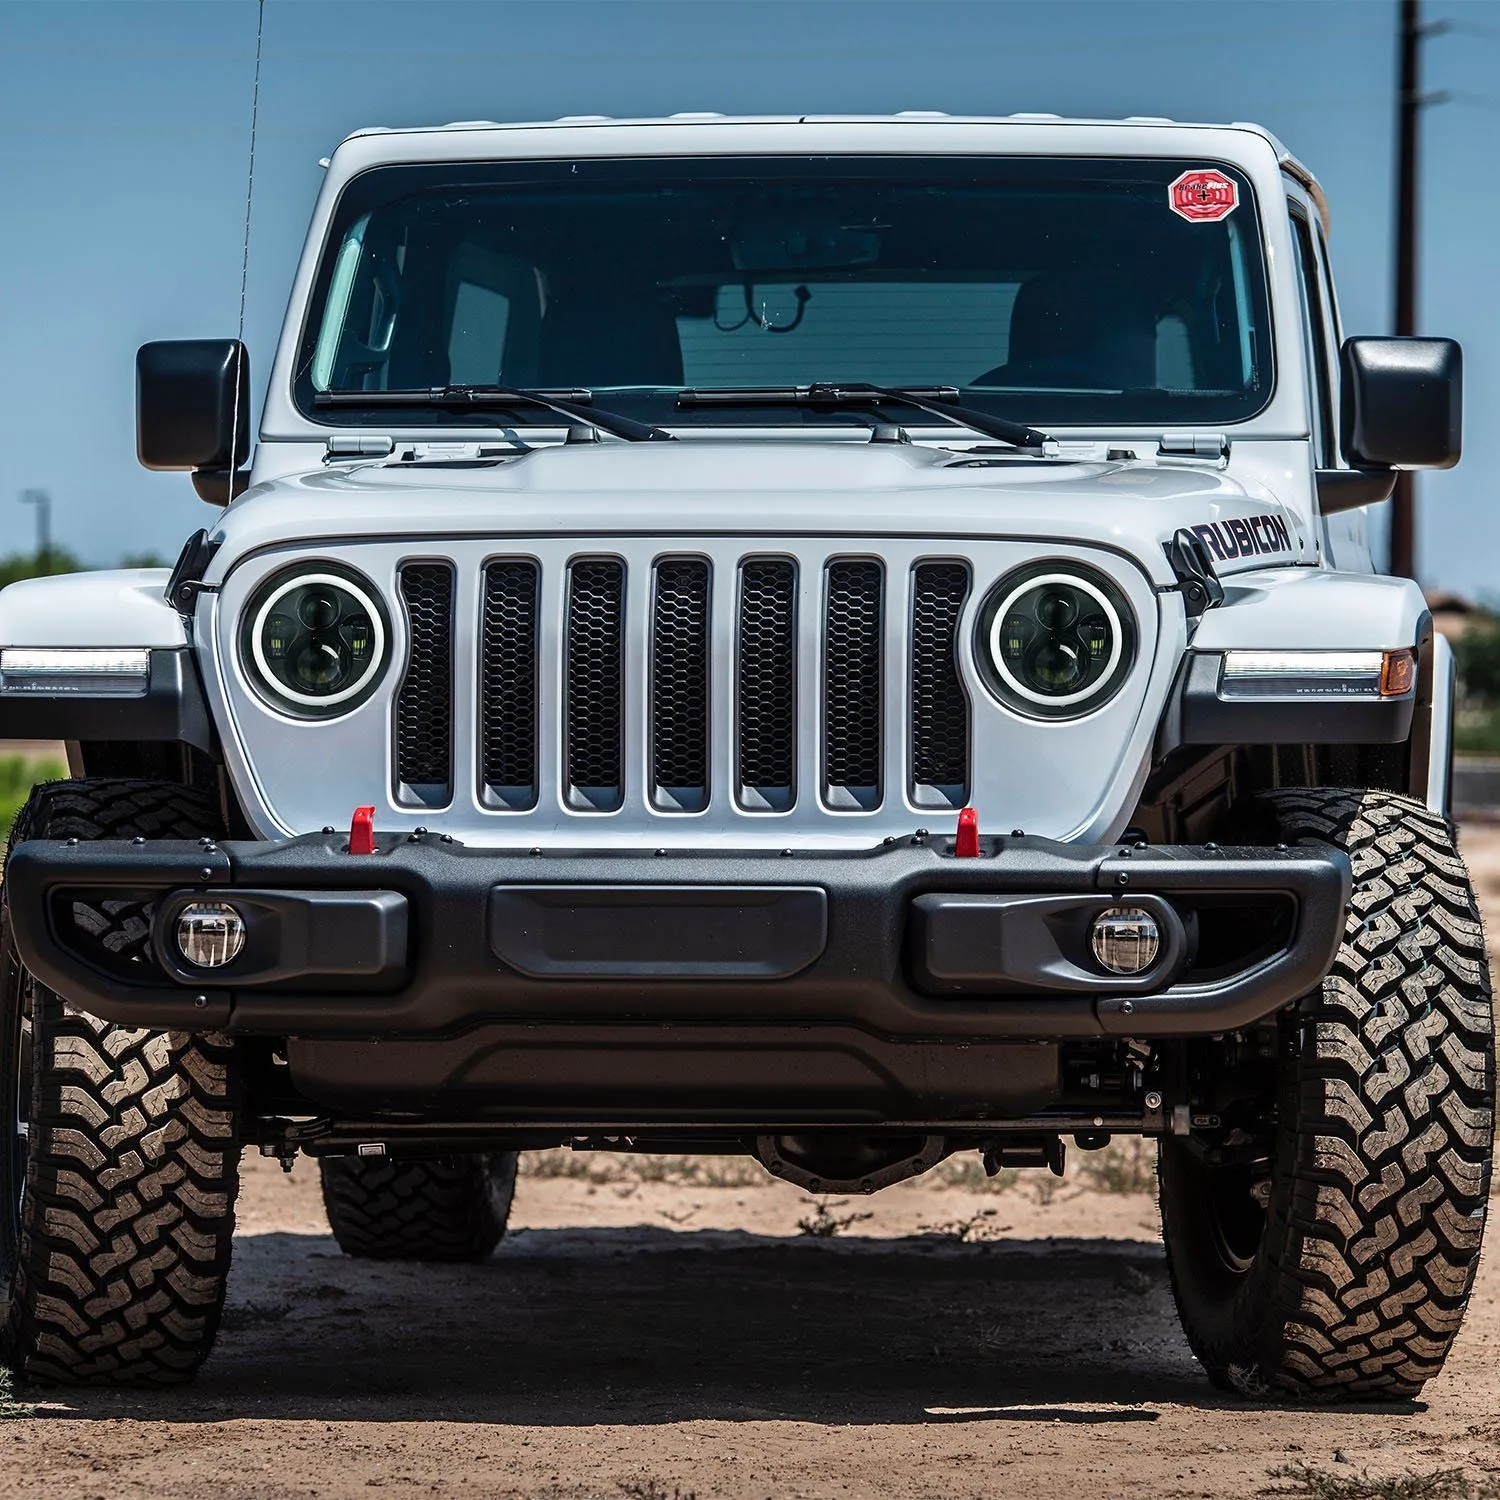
[297,155,1273,429]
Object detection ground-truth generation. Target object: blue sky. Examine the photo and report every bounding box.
[1,0,1498,592]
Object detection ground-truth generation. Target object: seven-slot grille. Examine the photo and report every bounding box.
[393,553,972,815]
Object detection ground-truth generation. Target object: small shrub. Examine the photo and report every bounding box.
[918,1208,1003,1243]
[620,1481,698,1500]
[519,1149,767,1188]
[1075,1137,1156,1194]
[929,1154,1018,1193]
[0,1368,35,1420]
[796,1199,874,1237]
[1264,1463,1493,1500]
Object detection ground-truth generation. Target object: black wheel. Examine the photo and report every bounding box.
[1,779,241,1384]
[319,1153,518,1262]
[1160,788,1494,1400]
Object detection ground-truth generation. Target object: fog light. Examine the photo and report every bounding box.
[175,902,246,968]
[1090,906,1160,975]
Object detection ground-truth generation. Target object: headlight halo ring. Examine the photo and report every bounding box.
[242,563,390,717]
[976,561,1136,720]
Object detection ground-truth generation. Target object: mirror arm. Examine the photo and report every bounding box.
[1316,468,1396,516]
[191,469,251,507]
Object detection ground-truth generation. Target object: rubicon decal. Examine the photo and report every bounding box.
[1169,170,1238,223]
[1191,514,1293,560]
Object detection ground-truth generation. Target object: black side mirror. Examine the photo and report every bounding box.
[1340,336,1462,471]
[137,340,251,505]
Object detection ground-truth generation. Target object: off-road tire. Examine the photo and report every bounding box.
[1159,788,1494,1400]
[1,778,240,1385]
[319,1153,518,1262]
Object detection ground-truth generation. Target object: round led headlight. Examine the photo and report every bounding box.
[977,564,1135,719]
[241,565,388,717]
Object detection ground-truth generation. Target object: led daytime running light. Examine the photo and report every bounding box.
[1219,648,1417,700]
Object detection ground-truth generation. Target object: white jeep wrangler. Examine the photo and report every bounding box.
[0,114,1487,1398]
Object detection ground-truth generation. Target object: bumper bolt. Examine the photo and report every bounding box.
[322,826,335,835]
[1115,872,1129,886]
[1144,1090,1163,1110]
[199,867,214,881]
[194,994,208,1009]
[1120,1000,1134,1014]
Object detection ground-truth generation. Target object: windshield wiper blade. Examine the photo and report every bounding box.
[676,383,1050,450]
[314,386,675,443]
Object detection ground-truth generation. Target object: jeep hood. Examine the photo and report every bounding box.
[210,442,1310,587]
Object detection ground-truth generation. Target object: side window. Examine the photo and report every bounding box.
[448,282,511,385]
[1155,313,1195,389]
[1290,208,1336,465]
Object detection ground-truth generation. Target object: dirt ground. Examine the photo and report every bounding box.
[3,825,1500,1500]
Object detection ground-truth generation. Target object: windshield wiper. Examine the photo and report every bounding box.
[676,383,1051,451]
[314,386,675,443]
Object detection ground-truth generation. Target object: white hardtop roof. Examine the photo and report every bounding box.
[332,113,1328,230]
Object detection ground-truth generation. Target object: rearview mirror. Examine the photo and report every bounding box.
[1340,336,1461,471]
[137,340,251,504]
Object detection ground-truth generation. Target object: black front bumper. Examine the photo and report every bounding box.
[6,830,1349,1125]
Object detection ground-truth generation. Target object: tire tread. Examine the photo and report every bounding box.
[2,778,238,1385]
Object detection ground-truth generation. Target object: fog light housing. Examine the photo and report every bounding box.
[1090,906,1160,975]
[175,902,246,969]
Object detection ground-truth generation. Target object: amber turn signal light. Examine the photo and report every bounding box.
[1380,649,1417,698]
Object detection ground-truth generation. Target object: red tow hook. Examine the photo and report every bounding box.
[348,805,376,856]
[955,805,980,858]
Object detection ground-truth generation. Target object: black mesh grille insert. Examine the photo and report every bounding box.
[395,562,454,803]
[736,559,797,809]
[481,559,540,808]
[823,559,883,809]
[564,558,625,810]
[651,559,711,810]
[910,562,972,805]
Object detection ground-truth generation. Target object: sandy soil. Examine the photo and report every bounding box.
[1,826,1499,1500]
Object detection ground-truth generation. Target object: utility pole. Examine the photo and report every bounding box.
[1390,0,1449,580]
[1389,0,1421,579]
[19,489,51,570]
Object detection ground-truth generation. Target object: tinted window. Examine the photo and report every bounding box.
[298,156,1274,428]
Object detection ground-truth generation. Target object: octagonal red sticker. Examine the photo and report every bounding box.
[1169,169,1238,223]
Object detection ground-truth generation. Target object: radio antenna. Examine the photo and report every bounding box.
[227,0,265,495]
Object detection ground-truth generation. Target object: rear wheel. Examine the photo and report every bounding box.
[319,1153,518,1262]
[1159,788,1494,1399]
[1,779,240,1384]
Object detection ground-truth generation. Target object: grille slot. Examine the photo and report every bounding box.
[736,559,797,811]
[910,562,972,807]
[395,562,455,806]
[564,558,626,811]
[823,559,884,810]
[480,559,540,809]
[650,559,711,812]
